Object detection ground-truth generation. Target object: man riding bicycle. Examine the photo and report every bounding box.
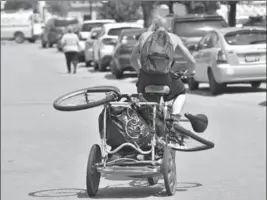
[130,17,196,128]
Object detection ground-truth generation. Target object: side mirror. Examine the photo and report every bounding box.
[91,32,98,39]
[188,44,198,51]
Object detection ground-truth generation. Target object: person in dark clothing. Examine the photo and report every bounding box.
[130,17,196,121]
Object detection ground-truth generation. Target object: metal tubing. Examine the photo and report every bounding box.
[105,142,152,155]
[109,102,159,107]
[151,105,157,161]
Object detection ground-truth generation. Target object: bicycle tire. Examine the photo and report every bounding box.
[53,86,120,112]
[172,124,215,152]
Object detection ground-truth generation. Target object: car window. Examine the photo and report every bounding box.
[224,30,266,45]
[173,19,227,38]
[108,27,139,36]
[81,23,104,32]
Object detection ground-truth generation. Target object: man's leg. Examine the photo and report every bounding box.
[171,93,186,116]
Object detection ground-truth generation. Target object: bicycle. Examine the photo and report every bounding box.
[53,78,214,197]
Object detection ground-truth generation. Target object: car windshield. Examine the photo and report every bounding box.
[82,23,104,32]
[173,20,227,37]
[108,27,138,36]
[224,30,266,45]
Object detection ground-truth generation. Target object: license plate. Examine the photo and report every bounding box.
[245,55,260,63]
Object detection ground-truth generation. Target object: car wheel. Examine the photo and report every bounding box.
[94,61,99,71]
[208,69,224,95]
[111,60,123,79]
[98,54,106,72]
[86,61,92,67]
[187,77,199,90]
[28,37,36,43]
[14,32,25,44]
[48,43,53,48]
[251,81,261,88]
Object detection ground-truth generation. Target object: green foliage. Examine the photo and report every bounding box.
[46,1,71,17]
[99,0,142,22]
[4,1,36,11]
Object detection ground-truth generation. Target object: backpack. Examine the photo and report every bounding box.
[140,30,174,75]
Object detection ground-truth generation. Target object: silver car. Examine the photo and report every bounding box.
[187,26,266,95]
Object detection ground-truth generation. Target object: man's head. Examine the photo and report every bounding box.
[148,16,169,32]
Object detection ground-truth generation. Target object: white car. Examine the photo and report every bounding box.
[93,22,143,71]
[78,19,115,63]
[187,27,266,95]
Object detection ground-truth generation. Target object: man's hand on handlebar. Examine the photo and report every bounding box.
[172,70,195,79]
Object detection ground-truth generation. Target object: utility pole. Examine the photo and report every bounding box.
[90,0,93,20]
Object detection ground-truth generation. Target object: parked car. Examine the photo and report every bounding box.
[110,28,145,79]
[165,14,228,74]
[78,20,115,63]
[79,19,115,40]
[41,18,79,48]
[242,15,266,28]
[93,22,143,72]
[84,27,102,67]
[187,27,266,95]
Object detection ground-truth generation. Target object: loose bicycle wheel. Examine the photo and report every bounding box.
[53,86,120,111]
[168,123,215,152]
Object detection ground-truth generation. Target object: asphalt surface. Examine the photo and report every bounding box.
[1,43,266,200]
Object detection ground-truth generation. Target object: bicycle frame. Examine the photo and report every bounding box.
[96,95,169,176]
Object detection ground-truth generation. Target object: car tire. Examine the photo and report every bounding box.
[94,61,99,71]
[98,56,106,72]
[48,43,53,48]
[111,60,123,79]
[28,37,36,43]
[251,81,261,88]
[86,61,92,67]
[208,69,224,95]
[187,77,199,90]
[14,32,25,44]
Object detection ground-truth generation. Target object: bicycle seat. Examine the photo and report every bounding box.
[144,85,170,95]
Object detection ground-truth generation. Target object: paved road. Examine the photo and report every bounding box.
[1,43,266,200]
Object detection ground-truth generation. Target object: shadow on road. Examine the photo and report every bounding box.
[259,101,266,106]
[105,73,137,80]
[28,181,202,199]
[187,86,266,97]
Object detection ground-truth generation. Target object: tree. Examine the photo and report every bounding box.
[141,1,156,28]
[99,0,142,22]
[46,1,71,17]
[227,1,238,27]
[4,1,37,11]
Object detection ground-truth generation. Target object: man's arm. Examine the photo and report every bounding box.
[172,34,196,74]
[130,33,145,74]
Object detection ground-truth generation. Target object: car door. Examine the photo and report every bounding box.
[196,32,220,82]
[193,34,211,82]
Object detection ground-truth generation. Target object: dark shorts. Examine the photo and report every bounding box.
[136,70,186,102]
[64,51,79,64]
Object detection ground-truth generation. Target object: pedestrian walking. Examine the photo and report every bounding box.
[61,26,81,74]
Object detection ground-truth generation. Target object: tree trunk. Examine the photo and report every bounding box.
[228,2,237,27]
[168,2,174,14]
[141,1,155,28]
